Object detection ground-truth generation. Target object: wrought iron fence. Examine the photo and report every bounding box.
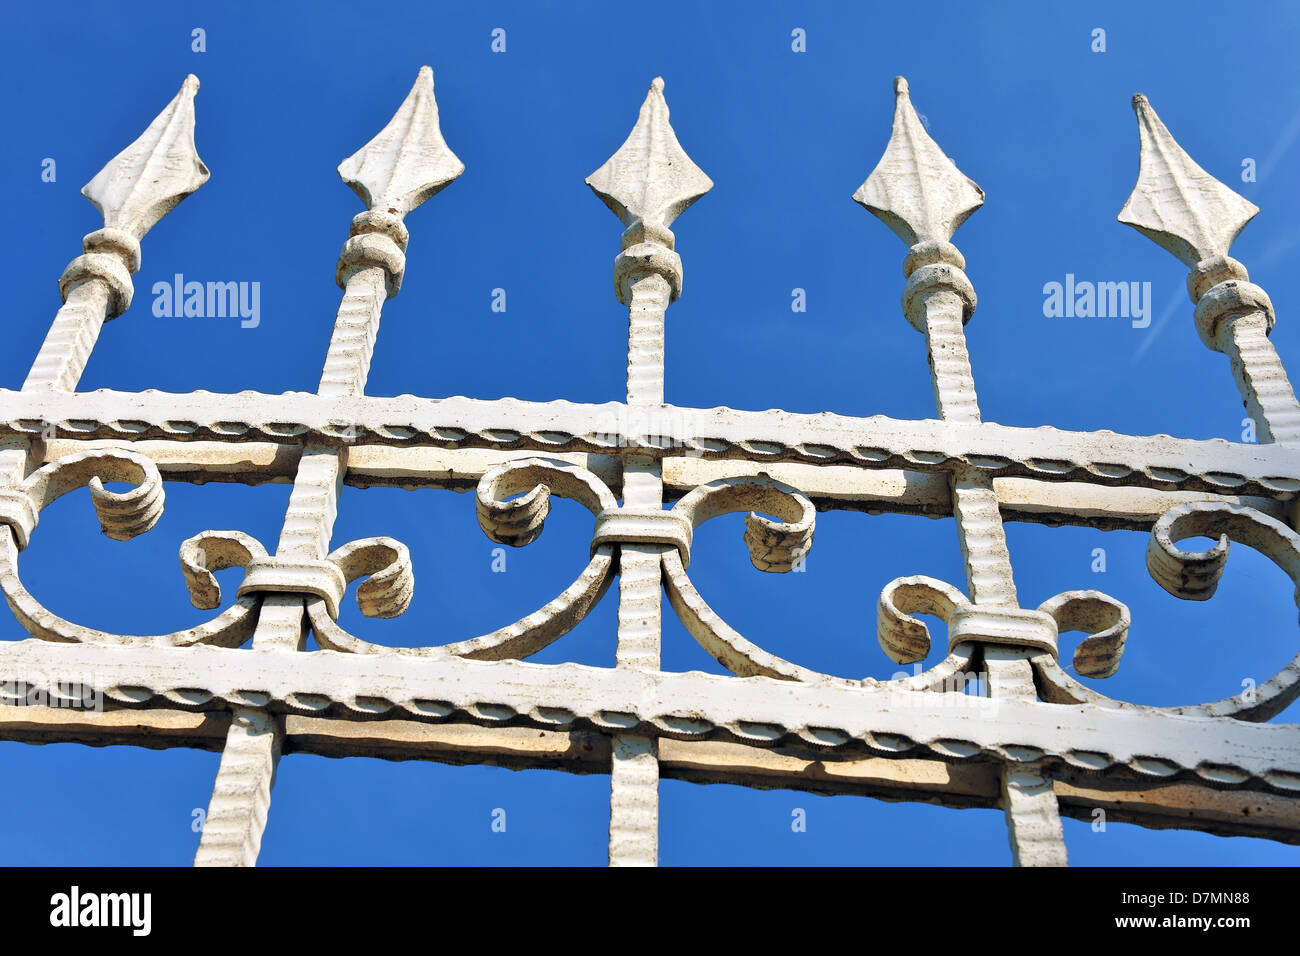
[1,67,1297,866]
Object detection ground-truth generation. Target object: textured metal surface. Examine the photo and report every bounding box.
[1,69,1297,868]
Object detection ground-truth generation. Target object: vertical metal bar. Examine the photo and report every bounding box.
[1120,95,1300,445]
[610,274,671,866]
[921,277,1063,865]
[194,68,462,866]
[857,76,1067,865]
[0,77,208,487]
[587,77,712,867]
[195,271,382,866]
[1224,313,1300,443]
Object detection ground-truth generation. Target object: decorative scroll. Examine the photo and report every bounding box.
[307,457,618,660]
[0,449,258,647]
[1037,502,1300,722]
[5,66,1300,871]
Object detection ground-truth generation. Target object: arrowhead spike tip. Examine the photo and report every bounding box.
[854,76,984,246]
[338,66,464,218]
[1117,93,1258,266]
[585,77,713,229]
[81,74,210,241]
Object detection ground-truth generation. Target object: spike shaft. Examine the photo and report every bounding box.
[589,77,712,867]
[1226,316,1300,443]
[196,68,459,867]
[858,77,1063,864]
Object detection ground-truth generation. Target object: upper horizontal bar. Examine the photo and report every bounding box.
[1,389,1295,497]
[38,440,1290,530]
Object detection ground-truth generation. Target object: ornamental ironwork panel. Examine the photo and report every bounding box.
[2,69,1298,866]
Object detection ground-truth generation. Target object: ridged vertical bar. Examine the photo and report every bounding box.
[609,728,659,866]
[921,292,1017,606]
[318,267,387,397]
[587,76,712,868]
[195,68,461,867]
[193,709,280,867]
[626,276,669,407]
[951,469,1017,607]
[1000,766,1069,867]
[857,76,1063,865]
[23,282,111,392]
[611,274,667,864]
[617,470,664,671]
[1,77,208,493]
[1226,315,1300,443]
[1119,95,1300,445]
[985,648,1067,865]
[921,292,981,425]
[195,274,376,865]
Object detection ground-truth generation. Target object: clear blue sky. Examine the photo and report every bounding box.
[0,0,1298,865]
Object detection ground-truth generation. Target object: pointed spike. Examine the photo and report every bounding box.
[854,76,984,246]
[1117,94,1258,266]
[81,74,210,241]
[586,77,713,229]
[338,66,464,218]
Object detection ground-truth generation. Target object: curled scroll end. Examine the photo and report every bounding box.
[87,457,164,541]
[877,575,967,665]
[1037,589,1131,679]
[179,530,266,611]
[1148,506,1230,600]
[329,536,414,619]
[743,497,815,573]
[671,475,815,572]
[476,479,550,547]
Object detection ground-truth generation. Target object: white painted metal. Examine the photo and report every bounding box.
[0,69,1297,867]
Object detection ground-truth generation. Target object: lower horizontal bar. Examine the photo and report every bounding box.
[0,639,1295,794]
[0,705,1294,843]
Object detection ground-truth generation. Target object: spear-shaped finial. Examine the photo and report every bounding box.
[854,76,984,246]
[81,74,209,241]
[338,65,464,218]
[586,76,713,235]
[585,77,712,309]
[39,72,209,369]
[1118,94,1300,442]
[1118,94,1258,267]
[334,67,464,300]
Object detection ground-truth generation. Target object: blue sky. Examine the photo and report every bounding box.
[0,0,1298,865]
